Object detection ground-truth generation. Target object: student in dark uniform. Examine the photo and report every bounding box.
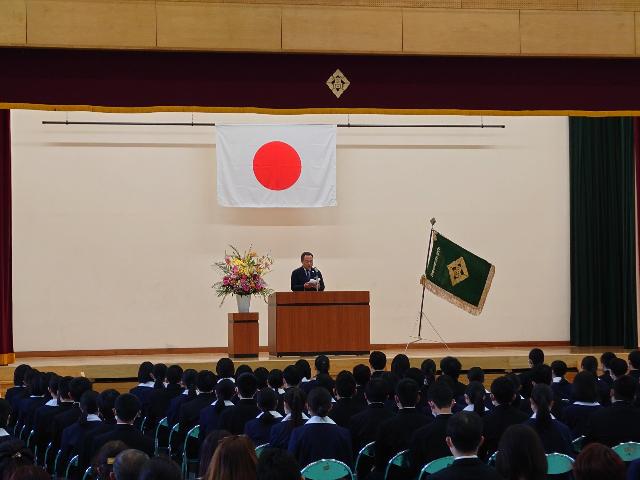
[348,377,394,454]
[166,369,197,427]
[580,355,611,407]
[59,390,102,468]
[50,377,93,450]
[440,357,466,402]
[76,388,119,473]
[0,399,14,444]
[178,370,217,433]
[518,348,545,399]
[295,360,312,384]
[244,388,282,446]
[563,371,601,438]
[269,387,308,450]
[291,251,325,291]
[599,352,617,387]
[369,351,387,379]
[288,387,352,468]
[6,365,31,427]
[199,379,235,442]
[219,373,260,435]
[495,424,547,480]
[328,371,363,428]
[352,364,371,409]
[147,364,183,429]
[129,362,155,414]
[551,361,572,402]
[525,384,573,456]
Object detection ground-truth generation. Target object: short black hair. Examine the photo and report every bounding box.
[137,362,154,383]
[257,388,278,412]
[182,369,198,388]
[613,375,636,401]
[12,364,31,386]
[254,367,270,390]
[629,350,640,369]
[396,378,420,407]
[69,377,93,402]
[315,355,330,374]
[58,376,73,400]
[115,393,141,423]
[428,379,454,408]
[391,354,410,378]
[307,387,332,417]
[235,364,253,379]
[257,448,301,480]
[282,366,301,387]
[268,369,284,389]
[447,412,483,453]
[237,373,258,398]
[138,455,182,480]
[369,351,386,371]
[335,371,356,398]
[152,363,167,385]
[97,389,120,421]
[490,376,516,405]
[572,371,598,403]
[610,358,628,378]
[440,356,462,379]
[601,352,617,369]
[581,356,598,373]
[529,348,545,366]
[215,379,236,401]
[467,367,485,384]
[166,365,183,385]
[352,364,371,386]
[80,390,100,415]
[196,370,216,393]
[216,358,235,378]
[365,378,387,403]
[530,364,552,385]
[404,367,425,387]
[550,360,568,378]
[294,359,312,380]
[300,252,313,262]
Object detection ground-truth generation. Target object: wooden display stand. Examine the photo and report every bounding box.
[228,312,259,358]
[268,291,370,357]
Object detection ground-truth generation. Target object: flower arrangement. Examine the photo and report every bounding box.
[213,246,274,305]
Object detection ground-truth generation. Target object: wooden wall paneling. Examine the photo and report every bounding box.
[157,1,282,50]
[282,5,403,53]
[461,0,577,9]
[26,0,156,48]
[403,8,520,54]
[578,0,640,11]
[0,0,26,45]
[520,10,636,55]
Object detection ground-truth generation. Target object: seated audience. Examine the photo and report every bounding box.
[421,359,437,388]
[0,440,34,480]
[440,356,466,400]
[288,387,352,468]
[390,354,410,379]
[585,375,640,447]
[198,430,231,480]
[599,352,617,387]
[77,388,120,471]
[254,367,270,390]
[518,348,545,399]
[178,370,217,432]
[295,359,312,384]
[480,376,528,459]
[215,357,236,383]
[92,440,128,480]
[219,373,260,435]
[573,442,625,480]
[244,388,282,446]
[269,387,307,449]
[352,364,371,408]
[0,399,13,444]
[610,358,629,381]
[51,376,93,450]
[137,455,182,480]
[495,424,547,480]
[199,379,235,441]
[369,351,387,378]
[166,369,197,427]
[204,434,257,480]
[505,373,531,416]
[129,362,155,412]
[580,355,611,406]
[563,371,601,438]
[348,377,394,453]
[551,360,572,402]
[59,390,101,464]
[628,350,640,382]
[467,367,492,411]
[112,449,149,480]
[404,367,429,412]
[282,366,302,389]
[256,448,301,480]
[463,381,489,416]
[525,384,573,456]
[151,363,168,390]
[329,371,363,427]
[5,365,31,421]
[301,355,330,394]
[147,365,183,428]
[429,411,503,480]
[409,379,455,473]
[92,393,154,456]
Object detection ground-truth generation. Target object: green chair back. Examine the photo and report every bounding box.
[419,456,455,478]
[572,435,586,453]
[384,449,410,480]
[301,459,354,480]
[53,449,63,477]
[43,442,53,472]
[65,454,79,480]
[546,453,574,475]
[613,442,640,462]
[181,425,201,478]
[82,465,95,480]
[354,442,375,479]
[487,452,497,466]
[25,430,34,449]
[139,416,148,432]
[255,443,270,458]
[154,417,169,455]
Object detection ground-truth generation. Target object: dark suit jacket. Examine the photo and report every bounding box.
[59,419,102,468]
[244,415,282,446]
[562,404,601,438]
[288,422,353,468]
[219,399,261,435]
[551,379,572,401]
[290,266,325,292]
[409,413,453,473]
[147,384,182,427]
[34,401,75,451]
[51,404,82,448]
[198,401,233,442]
[92,423,154,457]
[525,418,573,456]
[129,385,155,414]
[269,418,307,450]
[348,403,395,453]
[78,420,116,471]
[375,408,433,471]
[328,398,364,428]
[167,392,195,427]
[430,457,504,480]
[480,405,529,459]
[585,401,640,447]
[178,392,217,432]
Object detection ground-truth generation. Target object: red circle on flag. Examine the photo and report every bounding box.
[252,141,302,191]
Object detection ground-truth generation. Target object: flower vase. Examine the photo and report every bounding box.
[236,294,251,313]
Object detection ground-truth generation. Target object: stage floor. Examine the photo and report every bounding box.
[0,345,630,394]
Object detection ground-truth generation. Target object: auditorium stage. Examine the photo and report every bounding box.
[0,345,631,395]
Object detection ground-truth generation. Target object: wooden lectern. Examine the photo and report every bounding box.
[228,312,259,358]
[268,291,370,357]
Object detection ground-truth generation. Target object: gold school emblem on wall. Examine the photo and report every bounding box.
[447,257,469,286]
[327,69,350,98]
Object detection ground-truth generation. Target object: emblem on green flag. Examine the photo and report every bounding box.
[423,231,495,315]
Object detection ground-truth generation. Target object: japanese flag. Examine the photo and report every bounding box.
[216,124,337,208]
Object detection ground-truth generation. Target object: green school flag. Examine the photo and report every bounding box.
[423,231,495,315]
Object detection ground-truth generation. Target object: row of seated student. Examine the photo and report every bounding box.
[3,348,640,478]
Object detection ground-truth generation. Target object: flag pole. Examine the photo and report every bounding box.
[418,218,436,338]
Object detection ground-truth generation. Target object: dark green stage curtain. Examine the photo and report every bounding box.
[570,117,637,348]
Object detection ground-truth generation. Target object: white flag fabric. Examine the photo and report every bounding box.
[216,124,337,208]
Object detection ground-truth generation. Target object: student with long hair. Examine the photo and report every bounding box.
[495,424,547,480]
[563,371,601,438]
[129,361,155,412]
[526,384,573,456]
[244,388,282,445]
[574,443,625,480]
[268,387,307,449]
[204,435,257,480]
[59,390,101,464]
[198,430,231,479]
[463,381,489,416]
[288,387,353,468]
[199,379,236,442]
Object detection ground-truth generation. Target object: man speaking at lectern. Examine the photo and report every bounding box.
[291,252,325,291]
